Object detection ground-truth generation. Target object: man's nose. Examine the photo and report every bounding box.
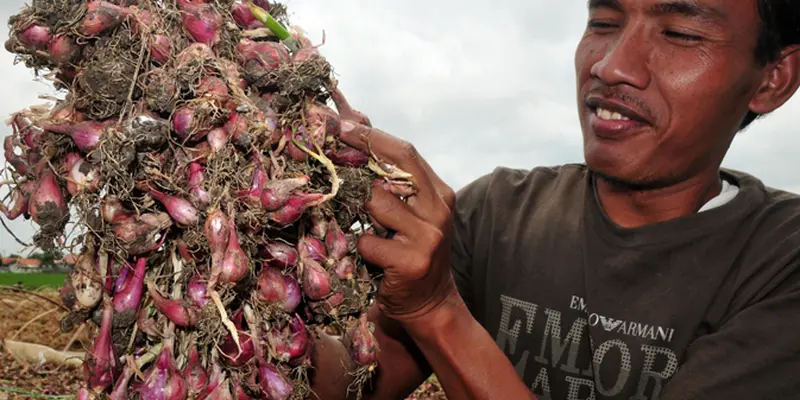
[589,25,651,89]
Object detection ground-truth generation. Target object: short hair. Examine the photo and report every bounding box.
[740,0,800,130]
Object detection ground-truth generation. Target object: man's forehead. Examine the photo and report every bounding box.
[588,0,738,22]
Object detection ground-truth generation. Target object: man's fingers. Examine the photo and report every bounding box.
[357,234,423,275]
[339,121,440,211]
[367,181,426,235]
[330,85,371,127]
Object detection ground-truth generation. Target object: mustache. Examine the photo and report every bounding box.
[584,86,656,123]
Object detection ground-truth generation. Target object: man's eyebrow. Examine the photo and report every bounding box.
[587,0,729,23]
[587,0,623,12]
[648,1,729,22]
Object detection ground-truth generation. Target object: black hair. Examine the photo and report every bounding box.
[740,0,800,129]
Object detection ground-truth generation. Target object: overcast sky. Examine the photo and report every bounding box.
[2,0,799,255]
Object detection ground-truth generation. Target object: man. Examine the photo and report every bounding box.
[309,0,800,399]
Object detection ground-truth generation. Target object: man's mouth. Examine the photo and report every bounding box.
[594,107,631,121]
[585,94,652,125]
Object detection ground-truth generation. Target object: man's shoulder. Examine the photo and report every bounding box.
[456,163,589,207]
[723,167,800,224]
[720,169,800,297]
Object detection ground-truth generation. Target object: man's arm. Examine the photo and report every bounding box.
[401,281,538,400]
[309,304,433,400]
[309,290,538,400]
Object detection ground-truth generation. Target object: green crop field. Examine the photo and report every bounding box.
[0,273,66,289]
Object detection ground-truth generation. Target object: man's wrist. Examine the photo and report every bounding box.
[398,282,470,343]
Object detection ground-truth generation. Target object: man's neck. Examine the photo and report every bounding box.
[595,169,724,228]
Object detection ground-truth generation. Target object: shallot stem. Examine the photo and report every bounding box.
[290,128,340,206]
[246,3,289,40]
[210,289,242,355]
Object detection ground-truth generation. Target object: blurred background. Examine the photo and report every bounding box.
[1,0,798,256]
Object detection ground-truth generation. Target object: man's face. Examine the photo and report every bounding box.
[575,0,767,187]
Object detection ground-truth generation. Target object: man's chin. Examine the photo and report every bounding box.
[585,156,671,191]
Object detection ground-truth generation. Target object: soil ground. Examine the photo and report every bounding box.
[0,285,446,399]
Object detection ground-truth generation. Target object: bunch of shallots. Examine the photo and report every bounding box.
[1,0,396,398]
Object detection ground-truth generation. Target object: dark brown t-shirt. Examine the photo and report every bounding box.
[451,164,800,400]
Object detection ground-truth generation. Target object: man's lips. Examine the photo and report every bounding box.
[585,95,651,125]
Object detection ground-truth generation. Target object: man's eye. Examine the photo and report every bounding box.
[664,30,704,42]
[588,20,618,30]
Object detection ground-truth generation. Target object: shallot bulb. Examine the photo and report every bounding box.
[326,219,349,261]
[283,127,313,162]
[177,0,222,45]
[238,156,269,205]
[186,274,209,308]
[256,359,293,400]
[183,346,209,397]
[84,297,118,393]
[44,120,108,153]
[309,209,328,239]
[101,196,124,223]
[172,105,204,141]
[62,243,103,312]
[260,241,299,268]
[256,266,302,312]
[334,256,357,281]
[268,192,323,227]
[310,290,346,315]
[197,76,229,102]
[298,236,327,264]
[150,34,172,64]
[148,188,199,227]
[204,209,230,276]
[81,1,132,36]
[260,176,311,211]
[231,2,263,29]
[207,127,229,151]
[304,102,341,148]
[224,111,250,149]
[110,362,134,400]
[64,153,101,195]
[266,314,311,366]
[111,211,172,255]
[112,257,147,327]
[13,23,50,51]
[236,39,290,84]
[325,144,369,167]
[48,35,81,64]
[146,281,200,327]
[301,255,332,300]
[186,163,211,209]
[28,170,69,228]
[218,218,249,285]
[139,345,188,400]
[349,314,380,367]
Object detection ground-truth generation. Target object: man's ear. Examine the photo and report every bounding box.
[749,45,800,114]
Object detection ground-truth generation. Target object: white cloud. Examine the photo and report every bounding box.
[1,0,799,253]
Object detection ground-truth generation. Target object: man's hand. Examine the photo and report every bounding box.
[337,118,460,326]
[329,89,536,400]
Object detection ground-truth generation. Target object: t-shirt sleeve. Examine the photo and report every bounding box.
[661,265,800,399]
[450,171,494,314]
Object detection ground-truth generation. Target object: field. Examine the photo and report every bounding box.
[0,275,446,399]
[0,273,67,289]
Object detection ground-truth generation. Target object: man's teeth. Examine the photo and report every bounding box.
[596,108,630,121]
